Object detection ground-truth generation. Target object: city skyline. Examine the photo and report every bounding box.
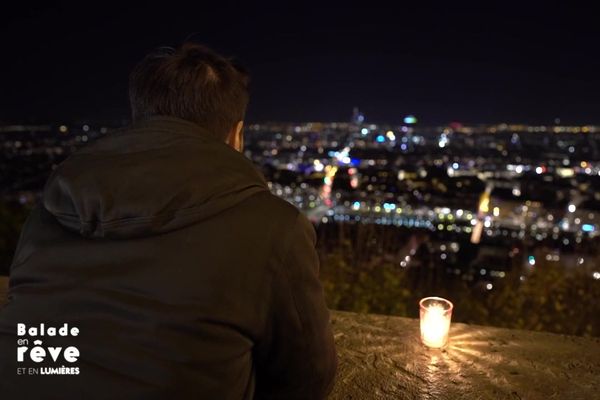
[1,111,599,337]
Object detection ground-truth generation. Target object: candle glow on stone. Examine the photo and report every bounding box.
[419,297,453,348]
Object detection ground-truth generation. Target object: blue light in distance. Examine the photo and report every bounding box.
[582,224,595,232]
[376,135,385,143]
[404,115,417,124]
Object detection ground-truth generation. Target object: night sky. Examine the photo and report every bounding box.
[1,3,599,125]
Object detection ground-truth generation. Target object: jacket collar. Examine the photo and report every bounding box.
[131,115,225,144]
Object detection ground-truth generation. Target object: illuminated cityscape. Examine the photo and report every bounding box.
[2,115,600,296]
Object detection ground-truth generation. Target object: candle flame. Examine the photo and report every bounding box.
[421,303,451,348]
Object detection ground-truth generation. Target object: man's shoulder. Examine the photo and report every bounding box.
[241,190,302,222]
[240,191,316,246]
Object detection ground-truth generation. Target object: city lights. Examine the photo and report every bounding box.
[4,118,600,311]
[404,115,417,124]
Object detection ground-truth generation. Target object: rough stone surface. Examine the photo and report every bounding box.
[329,310,600,400]
[1,277,598,399]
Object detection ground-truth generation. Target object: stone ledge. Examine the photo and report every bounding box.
[1,277,598,399]
[328,310,600,400]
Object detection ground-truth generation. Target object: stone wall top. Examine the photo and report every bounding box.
[329,310,600,399]
[1,277,598,399]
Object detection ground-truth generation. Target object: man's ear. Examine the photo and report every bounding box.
[226,121,244,152]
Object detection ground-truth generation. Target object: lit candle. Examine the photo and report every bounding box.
[419,297,453,348]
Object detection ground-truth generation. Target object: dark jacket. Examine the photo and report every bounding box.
[0,116,337,399]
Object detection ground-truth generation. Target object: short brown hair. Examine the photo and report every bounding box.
[129,42,249,140]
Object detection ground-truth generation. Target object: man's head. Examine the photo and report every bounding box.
[129,43,249,151]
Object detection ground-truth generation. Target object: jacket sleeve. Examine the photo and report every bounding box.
[254,211,337,400]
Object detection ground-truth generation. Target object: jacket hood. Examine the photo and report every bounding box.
[43,116,270,239]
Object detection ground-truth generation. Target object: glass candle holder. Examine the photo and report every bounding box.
[419,297,453,348]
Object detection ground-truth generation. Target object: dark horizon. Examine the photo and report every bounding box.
[1,4,599,126]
